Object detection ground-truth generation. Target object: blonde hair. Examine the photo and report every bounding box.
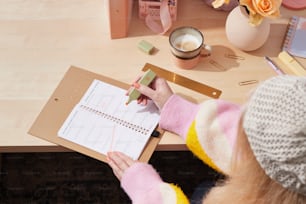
[203,117,306,204]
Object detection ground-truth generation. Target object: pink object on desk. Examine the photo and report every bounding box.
[282,0,306,10]
[139,0,177,34]
[106,0,133,39]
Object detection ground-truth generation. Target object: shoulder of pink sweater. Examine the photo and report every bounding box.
[160,95,242,144]
[159,95,242,173]
[187,99,242,173]
[198,99,242,148]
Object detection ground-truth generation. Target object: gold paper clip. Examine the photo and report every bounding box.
[225,54,245,60]
[239,80,258,86]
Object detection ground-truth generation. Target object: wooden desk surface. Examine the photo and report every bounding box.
[1,0,305,152]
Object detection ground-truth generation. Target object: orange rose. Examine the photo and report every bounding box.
[212,0,281,26]
[240,0,281,25]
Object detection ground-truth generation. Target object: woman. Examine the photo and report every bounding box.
[107,75,306,203]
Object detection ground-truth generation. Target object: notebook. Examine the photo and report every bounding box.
[28,66,163,163]
[58,79,160,160]
[282,16,306,59]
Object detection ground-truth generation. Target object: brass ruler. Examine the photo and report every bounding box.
[142,63,222,99]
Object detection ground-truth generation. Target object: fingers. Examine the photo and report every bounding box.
[107,151,135,181]
[125,75,141,96]
[126,80,156,105]
[115,151,135,166]
[126,76,173,110]
[136,82,156,99]
[107,157,122,179]
[137,95,148,105]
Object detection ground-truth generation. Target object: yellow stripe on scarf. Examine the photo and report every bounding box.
[169,184,189,204]
[186,121,222,173]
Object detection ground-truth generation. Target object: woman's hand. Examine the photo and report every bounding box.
[127,77,173,111]
[107,151,136,181]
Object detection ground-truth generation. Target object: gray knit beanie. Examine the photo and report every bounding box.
[243,75,306,196]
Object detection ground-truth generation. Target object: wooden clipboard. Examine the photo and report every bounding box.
[28,66,163,163]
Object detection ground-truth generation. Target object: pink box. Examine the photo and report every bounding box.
[106,0,133,39]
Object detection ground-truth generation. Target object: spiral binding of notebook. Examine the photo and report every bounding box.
[282,16,298,52]
[282,16,306,59]
[80,105,150,135]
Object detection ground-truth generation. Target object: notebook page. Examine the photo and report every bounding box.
[58,80,160,160]
[289,16,306,58]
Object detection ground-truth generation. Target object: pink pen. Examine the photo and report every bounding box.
[264,56,285,75]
